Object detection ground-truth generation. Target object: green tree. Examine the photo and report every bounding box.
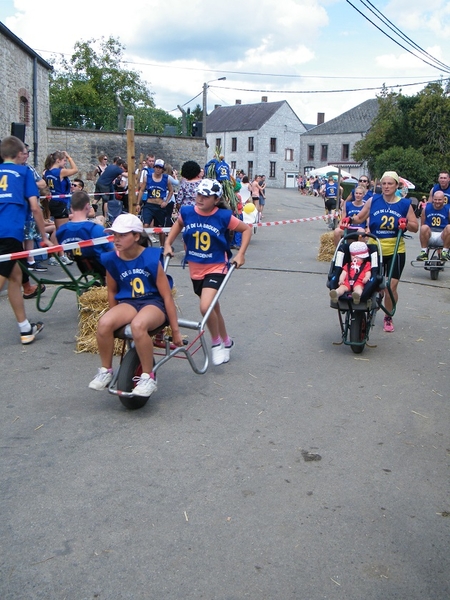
[373,146,439,191]
[49,37,176,133]
[353,80,450,185]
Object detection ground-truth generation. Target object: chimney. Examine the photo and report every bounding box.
[235,99,241,104]
[261,96,268,103]
[317,112,325,125]
[214,104,222,110]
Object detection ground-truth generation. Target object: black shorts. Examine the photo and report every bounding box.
[49,200,70,220]
[325,198,337,211]
[192,273,226,297]
[383,252,406,280]
[95,183,114,204]
[0,238,25,278]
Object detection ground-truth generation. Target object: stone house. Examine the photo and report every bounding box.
[206,99,307,188]
[0,21,53,170]
[300,99,379,178]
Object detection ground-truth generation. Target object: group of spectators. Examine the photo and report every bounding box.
[3,131,449,347]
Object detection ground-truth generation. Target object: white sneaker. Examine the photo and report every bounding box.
[60,254,74,265]
[211,343,226,366]
[89,367,113,390]
[223,340,234,363]
[48,257,58,266]
[132,373,157,397]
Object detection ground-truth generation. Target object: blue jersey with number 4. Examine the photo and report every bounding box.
[0,162,39,241]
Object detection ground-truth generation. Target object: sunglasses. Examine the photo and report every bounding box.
[359,179,368,183]
[71,183,81,188]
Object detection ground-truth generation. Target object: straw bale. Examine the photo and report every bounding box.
[75,285,177,355]
[317,232,335,262]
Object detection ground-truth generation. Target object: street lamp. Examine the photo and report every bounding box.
[202,77,226,145]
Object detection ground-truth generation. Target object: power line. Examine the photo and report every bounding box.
[345,0,450,73]
[359,0,450,72]
[35,47,441,81]
[211,78,441,95]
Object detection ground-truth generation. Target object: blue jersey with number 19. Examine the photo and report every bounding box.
[101,247,163,301]
[181,205,233,264]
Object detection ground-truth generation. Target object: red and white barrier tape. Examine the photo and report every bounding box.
[0,215,328,263]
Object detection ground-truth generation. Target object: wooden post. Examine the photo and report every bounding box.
[126,115,136,214]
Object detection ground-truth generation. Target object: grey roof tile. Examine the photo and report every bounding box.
[206,100,303,133]
[303,99,379,136]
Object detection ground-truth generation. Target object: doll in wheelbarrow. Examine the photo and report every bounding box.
[327,235,385,308]
[329,241,372,305]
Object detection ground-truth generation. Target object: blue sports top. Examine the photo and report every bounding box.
[369,194,411,255]
[325,182,337,198]
[146,173,169,201]
[0,162,39,241]
[56,221,114,259]
[44,167,71,203]
[205,159,230,181]
[345,201,367,227]
[180,205,233,264]
[423,203,450,231]
[101,247,165,301]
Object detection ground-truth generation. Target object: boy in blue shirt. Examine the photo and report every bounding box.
[0,136,53,344]
[56,190,114,278]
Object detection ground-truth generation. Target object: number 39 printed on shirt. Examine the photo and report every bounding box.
[431,216,442,227]
[192,230,211,251]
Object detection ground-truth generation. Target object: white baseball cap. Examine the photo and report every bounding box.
[106,213,144,234]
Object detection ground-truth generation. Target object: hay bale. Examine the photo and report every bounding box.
[75,284,179,355]
[76,286,123,355]
[317,232,335,262]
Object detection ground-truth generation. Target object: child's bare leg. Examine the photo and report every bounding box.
[130,305,166,373]
[352,284,364,304]
[96,304,136,368]
[329,284,350,303]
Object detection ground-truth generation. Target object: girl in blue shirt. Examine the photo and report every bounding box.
[89,213,182,398]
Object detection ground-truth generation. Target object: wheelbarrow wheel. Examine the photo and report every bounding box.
[117,347,154,410]
[350,311,367,354]
[430,268,439,280]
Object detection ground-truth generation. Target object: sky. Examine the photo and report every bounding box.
[1,0,450,126]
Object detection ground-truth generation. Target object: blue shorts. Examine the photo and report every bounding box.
[142,203,166,227]
[119,295,166,314]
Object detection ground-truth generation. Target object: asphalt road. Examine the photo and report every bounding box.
[1,189,449,600]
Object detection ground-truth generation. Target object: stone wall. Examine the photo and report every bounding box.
[45,128,207,193]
